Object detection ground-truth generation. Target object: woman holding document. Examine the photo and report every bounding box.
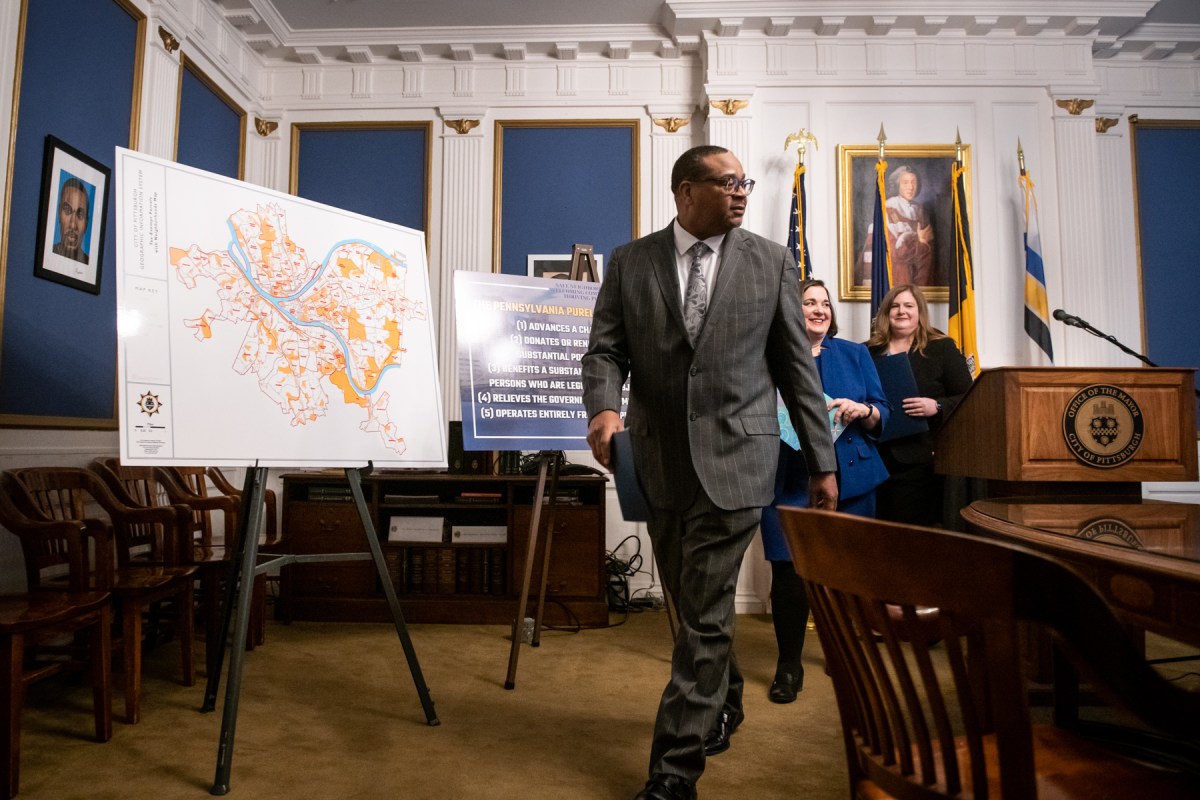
[866,284,973,526]
[757,279,889,705]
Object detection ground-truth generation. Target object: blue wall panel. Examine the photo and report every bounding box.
[0,0,140,423]
[294,127,428,232]
[176,63,242,179]
[1133,124,1200,396]
[499,125,635,275]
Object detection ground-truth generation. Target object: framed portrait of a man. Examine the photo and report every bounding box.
[837,144,969,303]
[34,135,111,294]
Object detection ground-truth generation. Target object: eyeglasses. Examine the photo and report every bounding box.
[690,175,756,195]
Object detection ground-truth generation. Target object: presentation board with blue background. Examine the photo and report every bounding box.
[455,271,605,450]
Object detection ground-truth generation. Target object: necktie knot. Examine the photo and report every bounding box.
[683,242,710,345]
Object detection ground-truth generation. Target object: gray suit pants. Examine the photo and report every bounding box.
[646,489,759,781]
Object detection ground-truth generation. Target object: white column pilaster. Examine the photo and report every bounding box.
[1095,115,1144,367]
[0,0,22,215]
[1052,100,1114,367]
[704,90,757,232]
[436,116,488,421]
[648,110,694,231]
[244,120,283,192]
[138,26,181,160]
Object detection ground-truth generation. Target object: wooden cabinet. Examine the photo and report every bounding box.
[278,472,608,626]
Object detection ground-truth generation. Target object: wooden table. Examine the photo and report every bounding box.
[963,497,1200,773]
[963,498,1200,648]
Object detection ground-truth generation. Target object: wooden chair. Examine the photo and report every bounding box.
[167,467,279,640]
[157,466,270,648]
[89,459,260,671]
[778,507,1200,799]
[204,467,285,553]
[0,477,112,798]
[3,467,196,725]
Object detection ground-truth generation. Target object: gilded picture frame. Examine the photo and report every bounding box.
[837,144,970,303]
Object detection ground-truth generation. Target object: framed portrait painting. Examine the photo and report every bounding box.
[33,135,111,295]
[837,144,970,303]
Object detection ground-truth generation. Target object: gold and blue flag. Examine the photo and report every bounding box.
[949,160,979,377]
[1019,170,1054,364]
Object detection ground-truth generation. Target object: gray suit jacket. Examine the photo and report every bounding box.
[583,223,837,511]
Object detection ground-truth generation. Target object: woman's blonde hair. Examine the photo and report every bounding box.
[866,283,945,353]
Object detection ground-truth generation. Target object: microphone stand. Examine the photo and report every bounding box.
[1066,316,1200,397]
[1070,317,1157,367]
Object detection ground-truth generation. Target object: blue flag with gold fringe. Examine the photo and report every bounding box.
[869,159,892,320]
[787,163,812,280]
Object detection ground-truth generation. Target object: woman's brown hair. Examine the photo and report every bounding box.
[800,278,838,339]
[866,283,945,353]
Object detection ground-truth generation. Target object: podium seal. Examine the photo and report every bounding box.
[1062,384,1144,468]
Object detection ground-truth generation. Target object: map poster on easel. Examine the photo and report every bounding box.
[455,270,615,451]
[114,148,446,468]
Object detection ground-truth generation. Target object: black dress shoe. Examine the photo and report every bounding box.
[768,668,804,704]
[702,708,744,756]
[633,773,697,800]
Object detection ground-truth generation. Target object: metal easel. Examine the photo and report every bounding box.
[203,463,439,795]
[503,244,600,689]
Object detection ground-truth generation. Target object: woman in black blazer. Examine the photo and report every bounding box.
[866,284,973,526]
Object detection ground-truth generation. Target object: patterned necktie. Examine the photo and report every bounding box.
[683,241,710,345]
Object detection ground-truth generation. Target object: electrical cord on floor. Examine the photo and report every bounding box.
[604,535,663,628]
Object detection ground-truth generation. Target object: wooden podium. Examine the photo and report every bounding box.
[935,367,1197,495]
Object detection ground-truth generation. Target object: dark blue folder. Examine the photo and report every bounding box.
[873,352,929,443]
[611,429,650,522]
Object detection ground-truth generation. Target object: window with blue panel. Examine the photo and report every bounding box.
[1133,123,1200,403]
[293,126,429,233]
[0,0,141,424]
[497,123,637,275]
[176,59,243,180]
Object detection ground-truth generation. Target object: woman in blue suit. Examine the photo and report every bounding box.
[759,279,889,703]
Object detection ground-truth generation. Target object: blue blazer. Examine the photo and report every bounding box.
[761,336,890,560]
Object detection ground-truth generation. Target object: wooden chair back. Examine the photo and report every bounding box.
[90,459,237,557]
[0,473,114,794]
[161,465,218,545]
[0,473,96,593]
[205,467,281,548]
[778,507,1200,799]
[3,467,197,724]
[4,466,185,572]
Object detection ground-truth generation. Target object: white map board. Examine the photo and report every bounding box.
[114,148,446,468]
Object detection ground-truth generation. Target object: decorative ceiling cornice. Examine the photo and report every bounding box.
[215,1,1199,66]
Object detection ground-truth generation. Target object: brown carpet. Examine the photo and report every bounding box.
[16,610,848,799]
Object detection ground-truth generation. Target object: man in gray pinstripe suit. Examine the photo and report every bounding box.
[583,145,839,800]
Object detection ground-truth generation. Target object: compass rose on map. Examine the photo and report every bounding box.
[138,392,163,416]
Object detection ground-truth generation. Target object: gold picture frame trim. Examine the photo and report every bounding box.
[837,143,972,304]
[289,120,433,248]
[0,0,146,430]
[175,52,248,181]
[492,119,640,275]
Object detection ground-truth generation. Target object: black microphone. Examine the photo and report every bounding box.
[1052,308,1084,328]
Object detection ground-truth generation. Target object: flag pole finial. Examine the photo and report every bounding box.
[1017,138,1027,176]
[784,128,819,166]
[876,124,887,161]
[955,128,963,163]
